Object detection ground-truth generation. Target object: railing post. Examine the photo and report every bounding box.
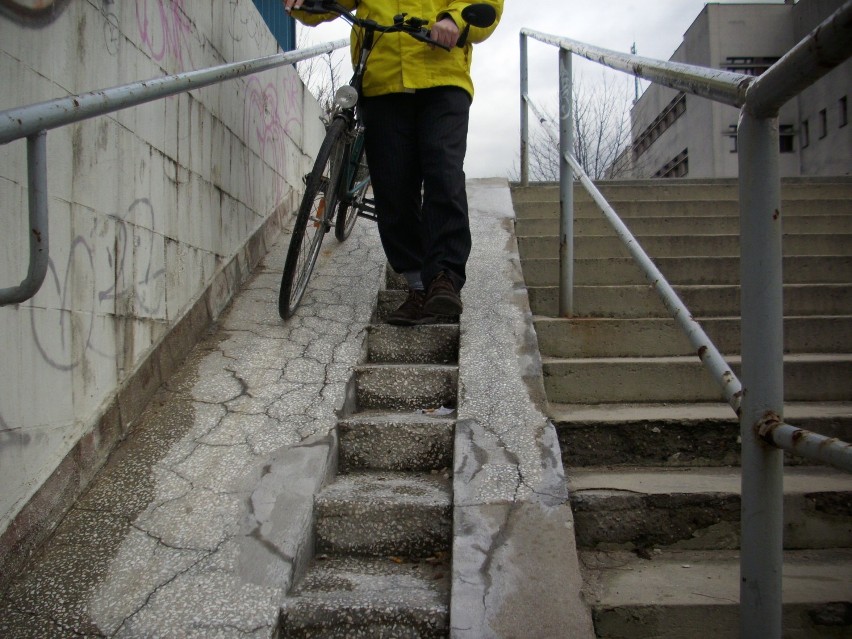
[558,47,573,317]
[520,32,529,187]
[0,131,49,306]
[737,110,785,638]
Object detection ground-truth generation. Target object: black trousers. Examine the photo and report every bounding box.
[360,86,471,291]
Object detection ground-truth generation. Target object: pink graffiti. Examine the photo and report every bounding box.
[136,0,196,70]
[243,73,303,205]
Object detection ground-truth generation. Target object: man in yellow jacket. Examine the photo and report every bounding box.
[285,0,502,325]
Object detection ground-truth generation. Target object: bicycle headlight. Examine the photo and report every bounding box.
[334,86,359,109]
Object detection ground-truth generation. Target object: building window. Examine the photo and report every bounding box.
[801,120,810,148]
[818,109,828,139]
[779,125,795,153]
[632,93,686,161]
[840,96,848,128]
[726,124,738,153]
[724,56,780,76]
[654,149,688,178]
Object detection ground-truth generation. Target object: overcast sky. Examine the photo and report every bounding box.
[297,0,790,178]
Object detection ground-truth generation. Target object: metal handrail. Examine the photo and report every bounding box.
[520,2,852,636]
[0,39,348,306]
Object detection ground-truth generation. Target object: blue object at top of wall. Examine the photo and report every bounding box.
[252,0,296,51]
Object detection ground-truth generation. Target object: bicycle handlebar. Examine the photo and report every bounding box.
[294,0,457,51]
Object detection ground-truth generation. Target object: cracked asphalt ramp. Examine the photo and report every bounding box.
[0,178,592,638]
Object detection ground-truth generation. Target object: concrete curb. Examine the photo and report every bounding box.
[451,179,595,638]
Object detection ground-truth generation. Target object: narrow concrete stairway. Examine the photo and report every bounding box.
[279,269,459,637]
[512,178,852,638]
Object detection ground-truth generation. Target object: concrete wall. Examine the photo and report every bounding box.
[0,0,324,577]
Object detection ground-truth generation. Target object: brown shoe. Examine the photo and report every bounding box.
[387,289,426,326]
[423,272,462,317]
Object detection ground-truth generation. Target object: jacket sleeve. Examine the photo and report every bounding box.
[437,0,503,44]
[288,0,358,27]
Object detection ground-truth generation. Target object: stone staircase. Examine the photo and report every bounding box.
[279,270,459,637]
[512,178,852,638]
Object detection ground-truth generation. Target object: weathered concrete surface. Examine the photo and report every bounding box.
[0,221,385,638]
[451,179,595,639]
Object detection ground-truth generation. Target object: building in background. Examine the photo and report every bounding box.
[627,0,850,178]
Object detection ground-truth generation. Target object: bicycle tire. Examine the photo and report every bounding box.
[334,133,369,242]
[279,118,348,319]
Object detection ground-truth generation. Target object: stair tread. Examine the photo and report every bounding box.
[548,401,852,423]
[289,556,449,606]
[339,411,456,425]
[566,465,852,496]
[582,548,852,607]
[542,353,852,364]
[317,471,452,506]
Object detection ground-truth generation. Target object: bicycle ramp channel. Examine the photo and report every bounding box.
[0,178,591,638]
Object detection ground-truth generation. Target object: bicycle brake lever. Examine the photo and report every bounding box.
[417,29,451,51]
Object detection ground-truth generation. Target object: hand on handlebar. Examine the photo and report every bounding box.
[429,17,460,49]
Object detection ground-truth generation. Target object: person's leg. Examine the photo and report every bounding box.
[361,93,427,325]
[360,93,424,279]
[416,86,471,295]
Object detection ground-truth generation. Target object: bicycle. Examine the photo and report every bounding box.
[277,0,497,320]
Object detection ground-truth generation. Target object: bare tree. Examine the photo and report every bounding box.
[518,73,634,181]
[295,29,347,116]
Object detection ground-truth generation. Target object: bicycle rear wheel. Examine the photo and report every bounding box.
[334,132,369,241]
[279,118,347,319]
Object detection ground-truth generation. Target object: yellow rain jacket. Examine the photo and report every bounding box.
[292,1,503,99]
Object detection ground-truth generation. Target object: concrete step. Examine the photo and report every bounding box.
[367,324,459,365]
[521,255,852,286]
[514,198,852,219]
[517,233,852,260]
[527,283,852,318]
[533,316,852,358]
[581,548,852,639]
[280,556,449,638]
[551,402,852,468]
[542,354,852,404]
[375,290,460,324]
[355,363,458,412]
[338,412,454,473]
[515,214,852,236]
[567,466,852,551]
[510,178,852,204]
[315,471,452,558]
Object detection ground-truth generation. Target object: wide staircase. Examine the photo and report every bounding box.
[512,178,852,638]
[280,269,459,637]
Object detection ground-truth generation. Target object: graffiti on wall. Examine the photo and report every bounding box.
[136,0,201,70]
[29,199,166,372]
[0,0,71,26]
[243,72,303,207]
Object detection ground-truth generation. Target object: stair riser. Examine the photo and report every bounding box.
[535,317,852,358]
[375,291,460,324]
[518,234,852,260]
[517,215,852,237]
[315,504,452,557]
[338,421,454,472]
[510,181,852,204]
[571,492,852,551]
[556,417,852,468]
[355,367,457,411]
[528,284,852,318]
[367,325,459,365]
[590,603,849,639]
[514,199,851,219]
[281,604,448,639]
[543,359,852,403]
[521,256,852,286]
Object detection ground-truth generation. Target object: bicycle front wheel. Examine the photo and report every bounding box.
[335,132,369,242]
[279,118,348,319]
